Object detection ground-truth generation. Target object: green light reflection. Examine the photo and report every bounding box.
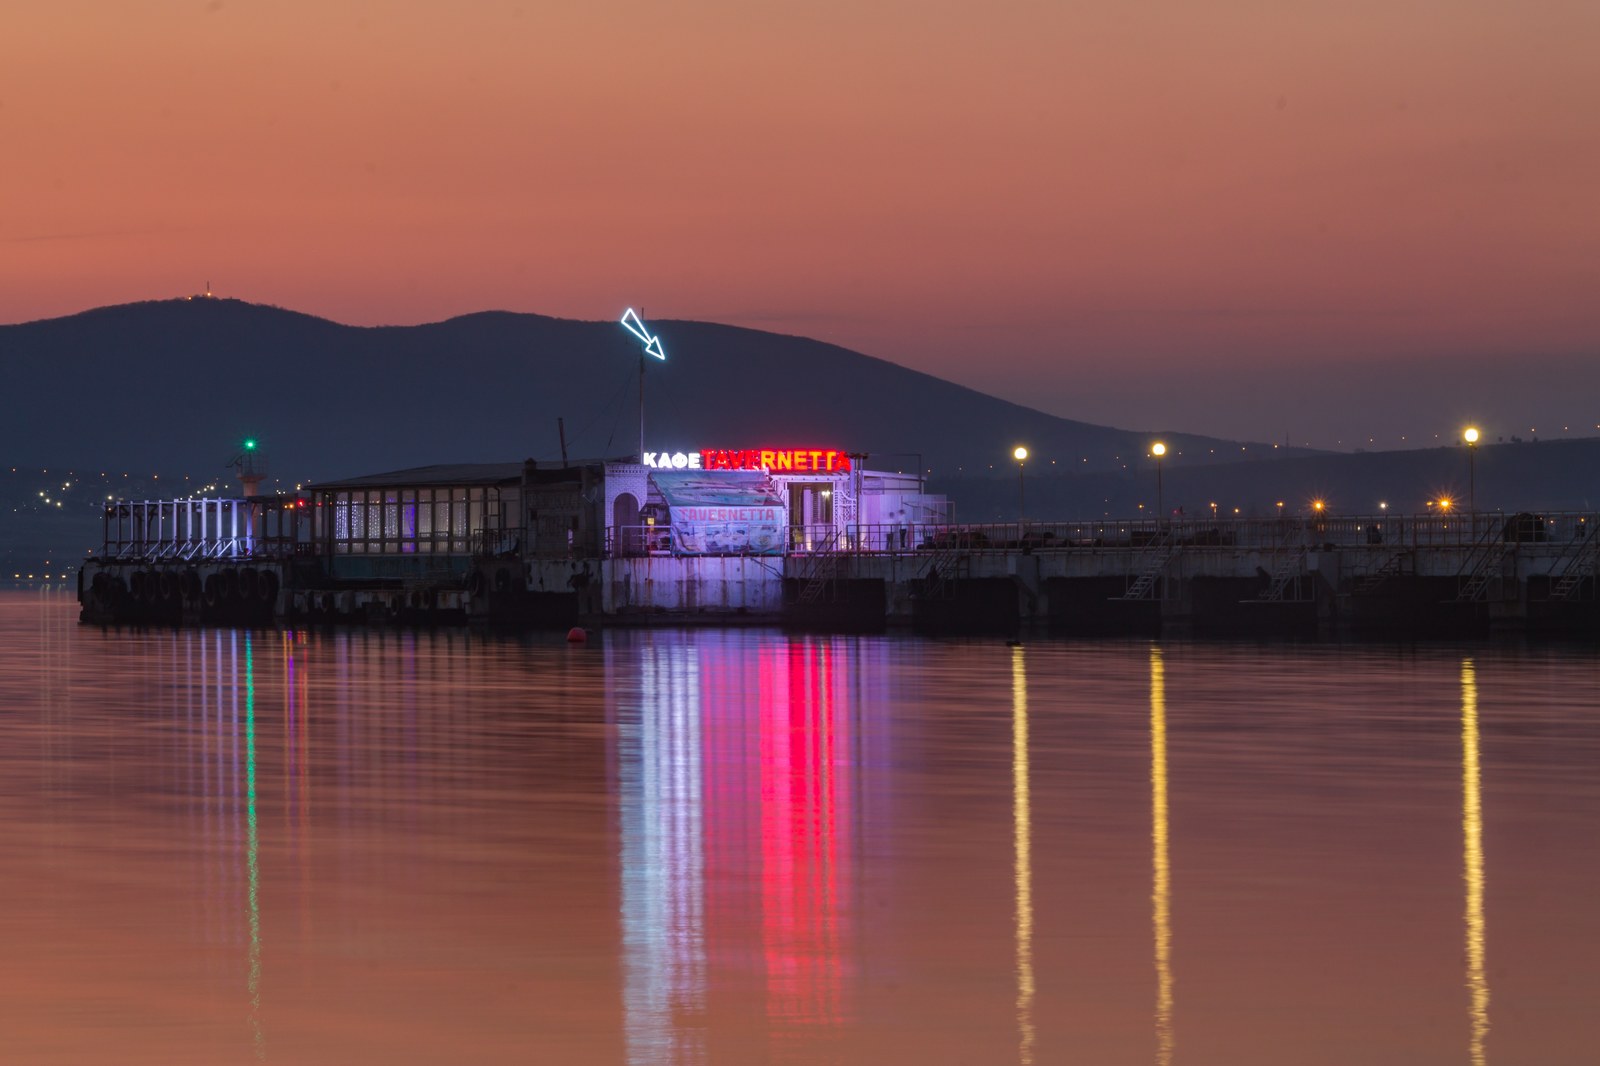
[246,633,264,1059]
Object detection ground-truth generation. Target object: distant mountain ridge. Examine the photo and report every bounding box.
[3,298,1314,483]
[6,299,1600,573]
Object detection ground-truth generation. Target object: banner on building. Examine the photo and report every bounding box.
[651,471,787,555]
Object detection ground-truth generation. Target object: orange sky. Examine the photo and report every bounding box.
[3,2,1596,445]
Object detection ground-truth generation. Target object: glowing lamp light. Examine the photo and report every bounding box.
[1013,446,1028,462]
[244,439,257,450]
[1151,442,1167,457]
[1312,499,1326,513]
[1464,427,1480,444]
[1438,497,1454,512]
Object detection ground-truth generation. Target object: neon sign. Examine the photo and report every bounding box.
[704,449,852,473]
[644,451,704,470]
[642,449,853,473]
[620,307,665,360]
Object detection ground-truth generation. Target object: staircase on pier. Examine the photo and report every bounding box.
[1455,525,1509,603]
[919,541,970,601]
[795,529,844,604]
[1354,552,1412,596]
[1548,526,1600,601]
[1114,530,1178,601]
[1243,546,1311,603]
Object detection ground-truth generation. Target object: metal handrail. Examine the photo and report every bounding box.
[594,513,1600,559]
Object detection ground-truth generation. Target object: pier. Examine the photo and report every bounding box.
[78,497,1600,637]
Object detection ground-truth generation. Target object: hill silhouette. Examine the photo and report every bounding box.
[3,298,1307,482]
[8,298,1598,577]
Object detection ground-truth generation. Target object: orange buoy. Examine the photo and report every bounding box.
[566,627,588,643]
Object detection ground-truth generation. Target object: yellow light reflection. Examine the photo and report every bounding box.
[1011,646,1034,1065]
[1151,646,1173,1066]
[1462,659,1489,1065]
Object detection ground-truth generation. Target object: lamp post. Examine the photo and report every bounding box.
[1013,446,1028,533]
[1464,426,1480,516]
[1150,442,1167,526]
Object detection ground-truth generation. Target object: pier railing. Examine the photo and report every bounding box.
[601,512,1594,559]
[102,498,310,562]
[102,502,1592,564]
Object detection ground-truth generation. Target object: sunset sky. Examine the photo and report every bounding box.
[4,1,1596,447]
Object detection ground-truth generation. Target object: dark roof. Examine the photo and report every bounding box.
[309,463,526,490]
[308,459,611,492]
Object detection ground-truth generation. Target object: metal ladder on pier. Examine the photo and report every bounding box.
[1455,526,1509,602]
[795,529,843,604]
[1114,530,1178,601]
[1548,526,1600,601]
[919,542,969,600]
[1240,546,1310,603]
[1354,552,1411,595]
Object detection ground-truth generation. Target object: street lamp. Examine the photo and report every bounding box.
[1013,446,1028,531]
[1464,426,1480,514]
[1150,442,1167,525]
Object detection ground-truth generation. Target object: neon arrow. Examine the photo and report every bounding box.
[620,307,666,360]
[619,307,650,342]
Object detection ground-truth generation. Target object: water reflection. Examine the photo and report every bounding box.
[181,629,267,1057]
[1150,645,1173,1066]
[1462,658,1489,1065]
[244,634,264,1059]
[1011,646,1034,1065]
[618,640,708,1065]
[614,634,860,1065]
[759,641,852,1046]
[9,599,1600,1065]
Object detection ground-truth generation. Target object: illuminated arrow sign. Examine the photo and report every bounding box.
[620,307,665,360]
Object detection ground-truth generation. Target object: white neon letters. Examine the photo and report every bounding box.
[642,452,702,470]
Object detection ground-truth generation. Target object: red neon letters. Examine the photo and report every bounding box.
[700,449,852,473]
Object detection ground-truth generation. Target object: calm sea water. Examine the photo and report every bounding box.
[2,591,1598,1065]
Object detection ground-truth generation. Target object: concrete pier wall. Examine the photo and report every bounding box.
[597,556,785,619]
[78,526,1600,637]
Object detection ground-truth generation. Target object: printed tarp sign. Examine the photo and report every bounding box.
[650,471,787,555]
